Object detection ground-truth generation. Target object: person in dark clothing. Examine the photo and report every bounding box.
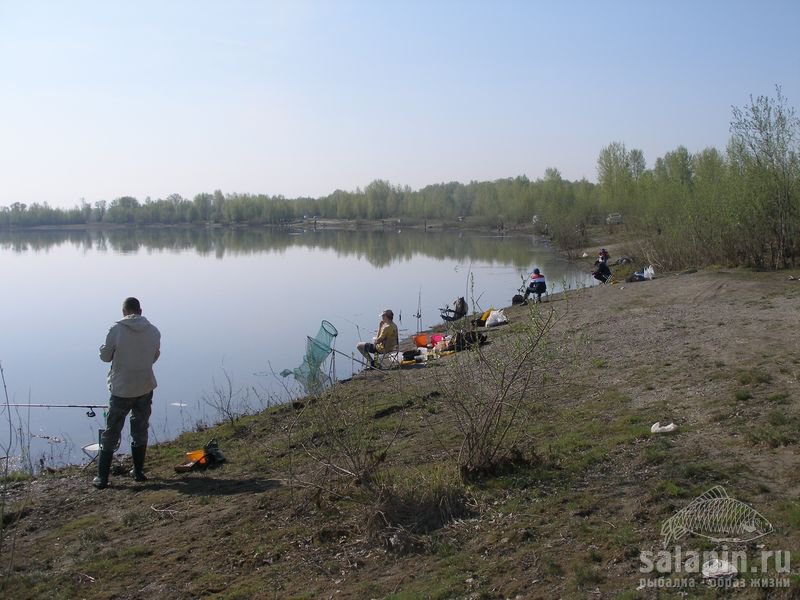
[523,268,547,302]
[592,260,612,284]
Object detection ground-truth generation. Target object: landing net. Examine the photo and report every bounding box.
[280,320,338,395]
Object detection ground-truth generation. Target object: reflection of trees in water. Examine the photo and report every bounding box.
[0,228,536,267]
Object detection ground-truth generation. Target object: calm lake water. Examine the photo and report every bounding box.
[0,227,595,468]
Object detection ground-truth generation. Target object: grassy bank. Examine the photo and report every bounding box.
[2,266,800,599]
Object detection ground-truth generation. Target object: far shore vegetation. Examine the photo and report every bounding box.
[3,87,798,271]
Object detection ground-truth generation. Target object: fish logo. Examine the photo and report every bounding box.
[661,486,773,548]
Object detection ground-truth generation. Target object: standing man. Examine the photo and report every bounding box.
[94,297,161,489]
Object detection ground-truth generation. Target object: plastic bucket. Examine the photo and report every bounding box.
[430,333,445,344]
[414,334,428,348]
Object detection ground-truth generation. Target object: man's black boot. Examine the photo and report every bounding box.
[92,449,114,489]
[129,445,147,482]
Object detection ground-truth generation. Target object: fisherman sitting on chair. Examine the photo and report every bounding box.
[523,268,547,303]
[356,309,398,368]
[440,296,467,322]
[592,260,612,284]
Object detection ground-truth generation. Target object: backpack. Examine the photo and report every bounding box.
[451,330,488,351]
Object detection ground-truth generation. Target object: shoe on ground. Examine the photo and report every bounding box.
[129,469,147,482]
[92,476,109,489]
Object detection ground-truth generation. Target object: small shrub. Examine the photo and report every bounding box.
[366,467,468,547]
[735,389,753,401]
[767,409,789,427]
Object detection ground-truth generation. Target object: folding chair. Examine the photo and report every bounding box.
[81,429,103,470]
[81,429,120,470]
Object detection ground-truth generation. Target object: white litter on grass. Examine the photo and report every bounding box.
[170,402,188,407]
[701,558,738,579]
[651,421,678,433]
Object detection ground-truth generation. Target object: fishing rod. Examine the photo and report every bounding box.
[330,347,387,371]
[2,404,107,417]
[414,288,422,334]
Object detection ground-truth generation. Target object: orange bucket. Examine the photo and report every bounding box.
[414,334,428,348]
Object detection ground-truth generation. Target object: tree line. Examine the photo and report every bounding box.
[2,87,797,269]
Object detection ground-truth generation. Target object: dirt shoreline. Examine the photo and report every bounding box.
[3,238,800,598]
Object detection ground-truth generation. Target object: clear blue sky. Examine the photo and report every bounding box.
[1,0,798,208]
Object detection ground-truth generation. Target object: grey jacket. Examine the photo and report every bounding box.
[100,315,161,398]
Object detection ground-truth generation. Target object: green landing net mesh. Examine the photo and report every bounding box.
[280,320,338,394]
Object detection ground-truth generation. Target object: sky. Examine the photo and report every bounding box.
[1,0,798,209]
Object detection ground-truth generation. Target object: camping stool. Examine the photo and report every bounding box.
[81,429,104,470]
[373,351,400,370]
[81,429,120,470]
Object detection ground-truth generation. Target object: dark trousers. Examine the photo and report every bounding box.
[101,391,153,452]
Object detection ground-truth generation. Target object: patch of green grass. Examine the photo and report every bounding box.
[679,462,722,483]
[607,523,637,549]
[121,545,153,558]
[60,514,103,533]
[735,389,753,401]
[652,480,687,499]
[78,526,109,550]
[709,410,729,422]
[121,510,150,527]
[572,564,604,589]
[643,443,669,465]
[767,409,789,427]
[1,471,34,483]
[708,369,729,380]
[753,369,772,383]
[778,501,800,530]
[383,564,466,600]
[590,357,607,368]
[746,426,797,448]
[737,368,772,385]
[767,392,791,404]
[542,556,564,577]
[0,575,81,600]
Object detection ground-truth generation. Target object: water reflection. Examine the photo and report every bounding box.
[0,227,539,267]
[1,226,590,468]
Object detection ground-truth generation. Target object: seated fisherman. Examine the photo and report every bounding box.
[592,259,612,284]
[441,296,468,321]
[523,268,547,303]
[356,309,399,367]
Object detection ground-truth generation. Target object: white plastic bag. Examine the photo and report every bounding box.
[485,309,508,328]
[650,421,677,433]
[644,265,655,280]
